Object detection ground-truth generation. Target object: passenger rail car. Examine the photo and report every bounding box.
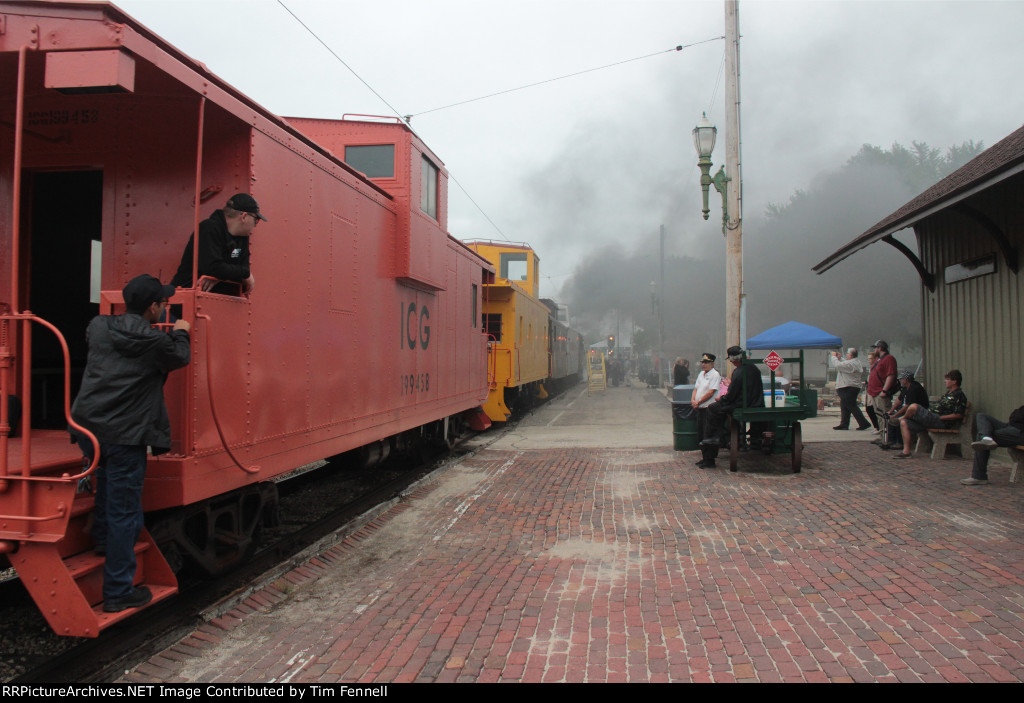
[0,1,492,637]
[542,298,585,395]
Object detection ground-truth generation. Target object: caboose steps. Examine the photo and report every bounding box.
[9,528,177,637]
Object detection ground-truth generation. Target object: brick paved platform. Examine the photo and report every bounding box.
[124,384,1024,683]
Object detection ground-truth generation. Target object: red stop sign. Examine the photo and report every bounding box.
[763,351,783,371]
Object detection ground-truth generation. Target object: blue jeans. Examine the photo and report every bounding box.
[81,442,148,601]
[973,414,1024,480]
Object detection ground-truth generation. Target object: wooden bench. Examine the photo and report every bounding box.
[915,402,974,460]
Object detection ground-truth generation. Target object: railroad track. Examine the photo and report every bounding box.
[4,434,496,684]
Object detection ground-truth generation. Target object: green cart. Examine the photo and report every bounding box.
[727,350,813,473]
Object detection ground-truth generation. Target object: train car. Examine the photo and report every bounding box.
[465,241,552,422]
[541,298,584,395]
[0,1,493,636]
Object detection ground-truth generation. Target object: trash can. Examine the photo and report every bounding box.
[799,388,818,417]
[671,385,699,451]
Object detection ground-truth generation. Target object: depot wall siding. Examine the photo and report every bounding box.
[915,173,1024,421]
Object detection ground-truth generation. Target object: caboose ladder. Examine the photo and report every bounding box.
[10,527,177,637]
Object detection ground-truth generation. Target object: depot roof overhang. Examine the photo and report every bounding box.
[813,124,1024,285]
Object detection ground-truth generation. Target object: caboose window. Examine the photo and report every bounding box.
[421,156,438,219]
[471,284,478,327]
[483,313,502,341]
[500,253,528,281]
[344,144,395,178]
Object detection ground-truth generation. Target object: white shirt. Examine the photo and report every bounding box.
[692,368,722,408]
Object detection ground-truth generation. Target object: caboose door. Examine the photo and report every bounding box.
[23,169,103,428]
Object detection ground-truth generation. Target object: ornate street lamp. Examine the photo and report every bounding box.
[693,112,730,233]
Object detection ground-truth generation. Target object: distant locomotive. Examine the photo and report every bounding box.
[0,1,495,637]
[466,242,585,422]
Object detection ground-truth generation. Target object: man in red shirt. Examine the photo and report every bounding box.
[866,340,897,429]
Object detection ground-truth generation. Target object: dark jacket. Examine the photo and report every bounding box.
[71,314,190,454]
[719,362,764,411]
[170,209,250,290]
[673,364,690,386]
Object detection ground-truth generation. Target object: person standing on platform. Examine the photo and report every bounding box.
[830,347,871,431]
[71,275,191,612]
[864,350,879,431]
[866,340,897,433]
[691,353,721,468]
[699,346,764,468]
[673,357,691,386]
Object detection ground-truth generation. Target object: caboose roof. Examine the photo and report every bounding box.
[0,0,398,198]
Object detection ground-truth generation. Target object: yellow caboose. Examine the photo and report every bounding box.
[466,242,551,422]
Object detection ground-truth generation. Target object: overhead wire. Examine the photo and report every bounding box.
[406,35,725,120]
[277,0,511,239]
[276,0,723,245]
[707,49,727,115]
[276,0,405,121]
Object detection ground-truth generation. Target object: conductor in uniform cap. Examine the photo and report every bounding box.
[171,193,267,295]
[698,345,764,467]
[71,274,191,612]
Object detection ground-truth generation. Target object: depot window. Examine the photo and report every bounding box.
[421,156,438,219]
[344,144,395,178]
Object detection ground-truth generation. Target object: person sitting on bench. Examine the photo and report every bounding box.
[960,404,1024,485]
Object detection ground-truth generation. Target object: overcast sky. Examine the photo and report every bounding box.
[116,0,1024,298]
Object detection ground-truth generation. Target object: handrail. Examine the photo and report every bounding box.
[485,333,498,387]
[0,504,68,522]
[0,312,100,485]
[195,312,260,474]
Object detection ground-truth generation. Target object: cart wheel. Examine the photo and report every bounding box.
[792,421,802,473]
[729,421,739,472]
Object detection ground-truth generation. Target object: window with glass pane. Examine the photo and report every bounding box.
[344,144,395,178]
[500,253,528,281]
[421,157,438,218]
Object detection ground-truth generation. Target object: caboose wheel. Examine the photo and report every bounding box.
[792,422,803,473]
[150,482,278,577]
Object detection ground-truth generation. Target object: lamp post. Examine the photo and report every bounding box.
[693,113,729,234]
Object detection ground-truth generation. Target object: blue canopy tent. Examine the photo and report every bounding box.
[746,321,841,350]
[744,322,842,418]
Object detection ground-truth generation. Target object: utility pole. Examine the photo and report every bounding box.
[724,0,743,348]
[659,223,666,386]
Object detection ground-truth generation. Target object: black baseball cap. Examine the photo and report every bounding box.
[226,193,268,221]
[123,274,175,313]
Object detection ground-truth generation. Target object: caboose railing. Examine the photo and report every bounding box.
[0,312,99,539]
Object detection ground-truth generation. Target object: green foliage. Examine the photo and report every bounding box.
[767,139,985,220]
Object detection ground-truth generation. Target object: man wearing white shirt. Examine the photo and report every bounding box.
[830,348,871,431]
[692,353,722,468]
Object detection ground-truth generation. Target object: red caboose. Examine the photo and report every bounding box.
[0,0,492,636]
